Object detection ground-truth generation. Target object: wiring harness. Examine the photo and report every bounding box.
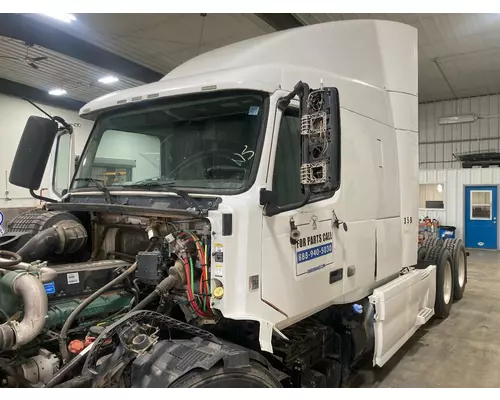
[173,230,213,318]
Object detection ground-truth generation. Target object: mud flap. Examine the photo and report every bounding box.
[369,265,436,367]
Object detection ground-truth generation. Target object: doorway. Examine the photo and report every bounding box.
[465,186,498,249]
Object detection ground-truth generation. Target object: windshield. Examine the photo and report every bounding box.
[73,91,267,193]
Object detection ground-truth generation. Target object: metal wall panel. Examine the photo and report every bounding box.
[419,94,500,170]
[419,168,500,240]
[0,35,142,103]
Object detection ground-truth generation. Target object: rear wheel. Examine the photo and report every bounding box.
[425,246,453,319]
[417,246,428,261]
[444,239,467,301]
[423,237,444,248]
[169,362,283,388]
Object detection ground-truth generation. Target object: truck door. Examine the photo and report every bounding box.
[260,105,344,320]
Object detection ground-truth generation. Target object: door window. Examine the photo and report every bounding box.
[470,190,492,220]
[53,132,71,196]
[272,108,306,207]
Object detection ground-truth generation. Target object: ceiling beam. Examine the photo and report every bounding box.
[0,78,85,111]
[254,14,303,31]
[0,14,164,83]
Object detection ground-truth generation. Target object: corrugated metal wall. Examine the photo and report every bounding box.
[419,169,500,240]
[419,94,500,170]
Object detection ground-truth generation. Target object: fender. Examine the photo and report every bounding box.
[131,337,280,388]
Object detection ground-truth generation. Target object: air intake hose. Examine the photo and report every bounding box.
[16,219,87,262]
[0,271,48,351]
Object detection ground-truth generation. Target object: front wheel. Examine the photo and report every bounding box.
[170,362,283,388]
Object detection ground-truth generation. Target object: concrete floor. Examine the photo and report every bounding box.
[355,250,500,388]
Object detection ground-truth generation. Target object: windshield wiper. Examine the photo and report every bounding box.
[124,181,203,214]
[74,178,113,204]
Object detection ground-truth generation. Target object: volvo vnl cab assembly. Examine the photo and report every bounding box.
[0,20,467,388]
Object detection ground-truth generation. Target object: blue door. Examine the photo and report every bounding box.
[465,186,497,249]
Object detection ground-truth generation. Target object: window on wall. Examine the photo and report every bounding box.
[470,190,492,219]
[419,183,445,209]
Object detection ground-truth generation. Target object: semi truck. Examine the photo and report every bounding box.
[0,19,467,388]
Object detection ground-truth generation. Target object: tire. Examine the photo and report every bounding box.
[169,361,283,388]
[425,246,454,319]
[443,239,467,301]
[417,246,428,261]
[423,237,444,248]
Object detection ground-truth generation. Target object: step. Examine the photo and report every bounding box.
[416,307,434,325]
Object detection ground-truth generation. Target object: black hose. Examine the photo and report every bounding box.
[16,220,87,263]
[130,274,177,312]
[0,250,22,269]
[16,229,57,262]
[59,262,137,364]
[130,290,160,312]
[0,357,35,388]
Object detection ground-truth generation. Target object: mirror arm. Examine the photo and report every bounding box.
[29,189,58,203]
[278,81,310,111]
[22,97,73,133]
[54,117,73,134]
[261,186,311,217]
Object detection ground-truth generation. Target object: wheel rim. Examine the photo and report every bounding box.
[458,252,466,287]
[443,260,453,304]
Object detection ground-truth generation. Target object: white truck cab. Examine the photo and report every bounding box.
[2,19,467,388]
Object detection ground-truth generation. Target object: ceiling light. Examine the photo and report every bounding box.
[438,114,477,125]
[48,88,67,96]
[42,13,76,23]
[98,76,119,84]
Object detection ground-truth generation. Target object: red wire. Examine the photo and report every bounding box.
[179,231,213,315]
[199,260,203,295]
[183,258,210,318]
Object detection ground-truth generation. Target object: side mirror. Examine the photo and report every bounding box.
[9,116,59,190]
[261,83,341,217]
[299,86,341,194]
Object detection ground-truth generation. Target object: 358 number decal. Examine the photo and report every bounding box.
[403,216,413,225]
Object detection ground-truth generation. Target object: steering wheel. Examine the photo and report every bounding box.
[166,149,250,180]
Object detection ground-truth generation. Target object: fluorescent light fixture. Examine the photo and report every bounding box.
[438,114,477,125]
[42,13,76,23]
[48,88,67,96]
[98,76,119,84]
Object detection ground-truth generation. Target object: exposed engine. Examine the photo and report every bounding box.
[0,209,215,387]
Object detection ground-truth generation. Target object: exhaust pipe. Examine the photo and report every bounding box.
[0,271,48,351]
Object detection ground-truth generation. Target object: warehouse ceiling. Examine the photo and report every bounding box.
[0,13,499,108]
[294,13,500,103]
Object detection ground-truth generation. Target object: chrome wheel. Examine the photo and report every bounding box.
[458,252,466,288]
[443,260,453,304]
